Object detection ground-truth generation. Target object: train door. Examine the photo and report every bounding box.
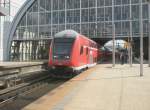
[89,50,93,64]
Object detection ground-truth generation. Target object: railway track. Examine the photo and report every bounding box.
[0,71,70,109]
[0,63,76,109]
[0,71,51,107]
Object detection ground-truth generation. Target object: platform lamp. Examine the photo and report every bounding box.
[147,0,150,67]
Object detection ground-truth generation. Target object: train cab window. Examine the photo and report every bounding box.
[53,38,75,60]
[80,46,83,55]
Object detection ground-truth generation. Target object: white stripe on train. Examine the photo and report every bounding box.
[72,63,97,71]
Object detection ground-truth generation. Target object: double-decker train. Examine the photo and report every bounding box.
[48,30,99,74]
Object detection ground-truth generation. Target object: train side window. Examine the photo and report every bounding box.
[80,46,83,55]
[86,47,88,55]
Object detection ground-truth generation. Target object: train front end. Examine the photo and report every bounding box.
[48,30,77,73]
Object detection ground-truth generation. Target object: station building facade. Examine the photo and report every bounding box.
[7,0,149,61]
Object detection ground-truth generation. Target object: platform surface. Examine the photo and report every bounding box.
[23,64,150,110]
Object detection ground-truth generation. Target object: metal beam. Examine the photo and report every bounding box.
[139,0,143,76]
[129,0,133,67]
[147,0,150,67]
[112,0,115,67]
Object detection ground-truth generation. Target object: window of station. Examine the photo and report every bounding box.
[132,5,139,20]
[67,0,80,9]
[97,0,104,7]
[89,0,96,8]
[105,0,112,6]
[105,7,112,21]
[81,0,89,8]
[59,0,65,10]
[81,9,89,22]
[122,0,129,4]
[89,8,96,22]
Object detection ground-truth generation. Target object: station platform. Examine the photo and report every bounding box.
[0,61,48,78]
[22,64,150,110]
[0,61,47,69]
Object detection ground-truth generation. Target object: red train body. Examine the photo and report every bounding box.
[48,30,99,73]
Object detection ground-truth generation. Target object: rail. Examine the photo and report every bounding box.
[0,71,51,107]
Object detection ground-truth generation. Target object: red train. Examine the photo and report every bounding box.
[48,30,99,74]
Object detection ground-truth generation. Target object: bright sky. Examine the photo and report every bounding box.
[10,0,26,18]
[11,0,26,6]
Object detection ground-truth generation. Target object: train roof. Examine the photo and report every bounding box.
[54,30,97,45]
[54,30,79,38]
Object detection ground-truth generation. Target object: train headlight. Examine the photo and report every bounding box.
[52,66,56,69]
[65,56,70,59]
[54,56,58,58]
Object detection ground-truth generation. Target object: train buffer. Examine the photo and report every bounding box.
[22,64,150,110]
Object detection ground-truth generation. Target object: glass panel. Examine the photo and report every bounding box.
[81,23,89,36]
[143,4,148,19]
[105,22,112,37]
[81,0,88,8]
[115,22,122,35]
[32,1,38,12]
[59,25,66,31]
[67,0,73,9]
[67,0,80,9]
[59,0,65,10]
[114,6,121,20]
[132,5,139,20]
[81,9,88,22]
[132,21,139,36]
[74,0,80,9]
[97,22,105,37]
[97,8,104,21]
[89,8,96,22]
[97,0,104,7]
[46,0,51,11]
[132,0,139,4]
[105,0,112,6]
[122,21,130,36]
[53,0,59,10]
[105,7,112,21]
[67,10,73,23]
[143,20,148,35]
[53,11,59,24]
[39,12,51,25]
[122,6,130,20]
[89,23,95,37]
[19,15,26,26]
[114,0,121,5]
[74,10,80,23]
[122,0,129,4]
[89,0,96,7]
[59,11,65,24]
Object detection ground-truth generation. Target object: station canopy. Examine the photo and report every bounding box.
[104,40,128,50]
